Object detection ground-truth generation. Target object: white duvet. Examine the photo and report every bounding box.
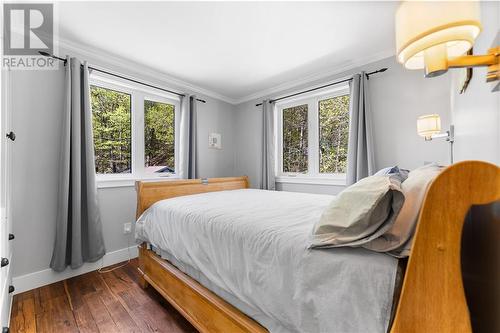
[135,189,398,333]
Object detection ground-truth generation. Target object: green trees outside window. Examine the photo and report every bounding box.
[282,104,308,173]
[91,86,131,174]
[144,100,175,172]
[319,95,350,174]
[281,93,350,175]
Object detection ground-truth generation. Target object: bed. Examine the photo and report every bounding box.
[134,161,499,333]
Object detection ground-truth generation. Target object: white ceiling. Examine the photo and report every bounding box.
[58,1,398,103]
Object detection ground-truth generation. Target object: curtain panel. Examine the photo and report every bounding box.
[179,95,198,179]
[261,100,276,190]
[346,72,375,185]
[51,57,106,272]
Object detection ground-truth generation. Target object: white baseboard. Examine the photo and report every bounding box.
[12,245,139,295]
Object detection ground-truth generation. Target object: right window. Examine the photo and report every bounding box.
[277,86,350,183]
[318,94,350,174]
[144,99,176,174]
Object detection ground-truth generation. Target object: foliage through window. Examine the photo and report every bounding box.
[319,95,350,173]
[278,87,350,180]
[90,77,180,179]
[91,86,131,174]
[144,100,175,173]
[282,104,308,173]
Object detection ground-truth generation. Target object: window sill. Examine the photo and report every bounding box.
[275,175,347,186]
[96,175,180,189]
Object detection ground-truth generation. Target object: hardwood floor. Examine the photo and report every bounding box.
[10,259,198,333]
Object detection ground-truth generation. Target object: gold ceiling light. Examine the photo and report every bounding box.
[395,0,499,82]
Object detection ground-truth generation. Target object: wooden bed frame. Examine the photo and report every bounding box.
[135,162,499,333]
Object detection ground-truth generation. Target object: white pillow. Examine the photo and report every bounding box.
[311,174,405,248]
[363,163,444,257]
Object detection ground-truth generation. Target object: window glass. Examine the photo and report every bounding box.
[91,85,132,174]
[318,95,350,173]
[144,100,175,173]
[282,104,308,173]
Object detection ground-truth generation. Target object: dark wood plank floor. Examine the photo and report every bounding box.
[10,259,198,333]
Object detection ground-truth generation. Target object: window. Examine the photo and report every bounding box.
[90,75,180,184]
[277,86,350,184]
[144,100,175,173]
[318,95,350,174]
[282,104,308,173]
[91,86,132,174]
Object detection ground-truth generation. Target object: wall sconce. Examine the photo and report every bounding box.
[396,0,499,84]
[417,114,455,163]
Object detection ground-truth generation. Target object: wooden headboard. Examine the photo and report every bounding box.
[135,176,249,219]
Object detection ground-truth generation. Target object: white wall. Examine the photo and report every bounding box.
[10,46,236,287]
[451,0,500,165]
[234,56,451,193]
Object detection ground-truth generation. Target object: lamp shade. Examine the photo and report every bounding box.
[396,0,481,73]
[417,114,441,139]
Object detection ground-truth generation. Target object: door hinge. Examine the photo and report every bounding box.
[1,257,9,267]
[6,131,15,141]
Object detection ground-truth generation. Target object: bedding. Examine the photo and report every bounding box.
[311,174,405,248]
[374,165,409,182]
[136,189,398,333]
[365,163,444,257]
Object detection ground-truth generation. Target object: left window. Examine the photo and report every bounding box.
[90,75,180,185]
[91,86,132,174]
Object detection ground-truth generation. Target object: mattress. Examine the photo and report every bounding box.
[135,189,399,333]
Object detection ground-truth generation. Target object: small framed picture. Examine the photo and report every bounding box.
[208,133,222,149]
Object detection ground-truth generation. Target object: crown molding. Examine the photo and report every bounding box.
[55,37,239,104]
[233,49,395,105]
[55,37,395,106]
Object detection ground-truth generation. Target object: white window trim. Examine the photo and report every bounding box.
[276,85,350,186]
[90,74,181,188]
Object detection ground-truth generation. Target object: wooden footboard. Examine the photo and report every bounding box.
[390,161,499,333]
[135,163,500,333]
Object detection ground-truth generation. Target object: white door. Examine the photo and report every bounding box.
[0,66,13,331]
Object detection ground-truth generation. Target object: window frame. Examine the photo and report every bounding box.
[90,74,181,188]
[276,85,350,186]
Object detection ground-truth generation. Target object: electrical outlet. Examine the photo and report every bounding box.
[123,222,132,234]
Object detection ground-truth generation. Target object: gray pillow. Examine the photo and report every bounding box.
[363,163,443,257]
[311,174,405,248]
[374,166,409,183]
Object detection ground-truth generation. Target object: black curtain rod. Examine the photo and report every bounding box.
[39,51,207,103]
[255,68,388,107]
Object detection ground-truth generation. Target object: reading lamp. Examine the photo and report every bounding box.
[396,0,499,83]
[417,114,455,163]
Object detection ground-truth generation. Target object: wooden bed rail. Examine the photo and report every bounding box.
[390,160,500,333]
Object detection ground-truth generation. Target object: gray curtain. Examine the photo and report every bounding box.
[51,57,106,272]
[346,72,375,185]
[261,100,276,190]
[179,95,198,179]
